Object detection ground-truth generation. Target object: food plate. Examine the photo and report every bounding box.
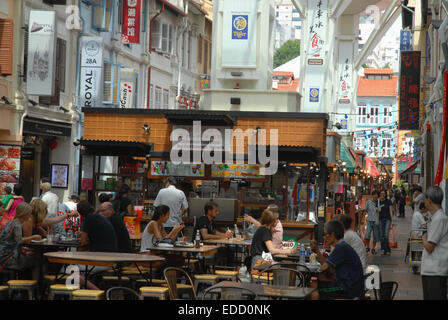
[31,239,47,243]
[174,242,194,248]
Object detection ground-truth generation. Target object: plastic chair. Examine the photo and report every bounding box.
[202,286,257,300]
[163,267,197,300]
[257,266,305,287]
[374,281,398,300]
[106,287,141,300]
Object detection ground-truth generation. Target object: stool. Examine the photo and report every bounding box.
[183,259,200,272]
[162,283,194,298]
[193,274,219,293]
[7,280,37,300]
[215,270,239,282]
[139,286,169,300]
[72,289,104,300]
[135,278,166,289]
[48,284,79,300]
[44,274,70,283]
[0,286,9,300]
[101,275,131,288]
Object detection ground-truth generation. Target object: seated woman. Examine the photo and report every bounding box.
[140,205,185,270]
[23,199,78,238]
[245,204,284,249]
[310,220,365,300]
[0,203,41,284]
[249,209,297,271]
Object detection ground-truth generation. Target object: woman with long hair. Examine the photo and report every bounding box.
[112,184,133,217]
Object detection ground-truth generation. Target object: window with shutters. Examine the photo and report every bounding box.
[92,0,112,32]
[197,35,202,65]
[181,32,185,67]
[155,87,162,108]
[23,24,28,82]
[39,38,66,106]
[382,134,392,157]
[152,19,162,51]
[383,104,392,124]
[357,103,366,125]
[204,39,208,74]
[369,104,379,125]
[368,134,379,157]
[168,24,174,55]
[103,61,121,105]
[149,84,154,108]
[187,31,191,70]
[161,23,169,53]
[355,135,366,151]
[163,89,169,109]
[0,19,14,76]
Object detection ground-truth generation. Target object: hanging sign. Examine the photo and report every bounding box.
[26,11,57,96]
[122,0,141,44]
[80,36,103,108]
[399,51,421,130]
[120,68,135,108]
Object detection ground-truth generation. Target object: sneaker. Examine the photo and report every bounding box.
[385,252,391,256]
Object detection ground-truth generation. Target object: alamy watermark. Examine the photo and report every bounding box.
[170,121,279,176]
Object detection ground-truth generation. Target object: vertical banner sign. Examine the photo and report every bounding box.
[303,0,328,112]
[120,68,135,108]
[26,11,57,96]
[436,71,448,184]
[122,0,141,44]
[399,51,421,130]
[400,30,411,51]
[336,41,354,130]
[222,0,258,67]
[80,37,103,108]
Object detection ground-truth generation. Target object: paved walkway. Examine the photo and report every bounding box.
[367,206,423,300]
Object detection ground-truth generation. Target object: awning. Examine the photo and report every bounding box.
[80,139,153,157]
[365,157,379,177]
[349,148,361,169]
[340,141,355,173]
[399,161,421,176]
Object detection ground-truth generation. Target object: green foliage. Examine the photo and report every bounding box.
[382,62,391,69]
[273,40,300,68]
[362,63,370,68]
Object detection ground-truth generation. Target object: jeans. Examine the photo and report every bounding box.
[379,219,391,253]
[364,221,379,243]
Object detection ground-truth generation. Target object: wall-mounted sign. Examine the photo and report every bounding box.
[400,30,411,51]
[120,68,135,108]
[211,163,263,178]
[122,0,141,44]
[232,15,248,39]
[20,148,35,160]
[309,88,319,102]
[26,10,57,96]
[51,163,69,188]
[150,161,204,177]
[0,145,21,197]
[399,51,421,130]
[80,36,103,108]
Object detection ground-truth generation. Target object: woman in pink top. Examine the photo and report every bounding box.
[244,204,284,249]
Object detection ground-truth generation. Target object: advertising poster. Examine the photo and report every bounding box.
[120,68,135,108]
[0,145,21,197]
[122,0,141,44]
[51,164,69,188]
[211,163,263,178]
[80,36,103,108]
[26,10,57,96]
[151,161,204,177]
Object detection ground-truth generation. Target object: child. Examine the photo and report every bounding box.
[1,186,13,209]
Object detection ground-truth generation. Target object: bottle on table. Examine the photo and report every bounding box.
[234,224,240,239]
[299,243,305,263]
[194,230,201,248]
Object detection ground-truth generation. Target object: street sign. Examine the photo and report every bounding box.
[399,51,421,130]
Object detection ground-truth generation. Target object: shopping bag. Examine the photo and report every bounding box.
[389,227,398,248]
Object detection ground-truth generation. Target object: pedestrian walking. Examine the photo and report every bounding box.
[378,190,394,255]
[398,190,406,218]
[363,190,380,255]
[421,186,448,300]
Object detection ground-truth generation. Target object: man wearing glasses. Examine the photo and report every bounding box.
[310,220,365,300]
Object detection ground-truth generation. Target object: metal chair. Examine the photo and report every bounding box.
[163,267,197,300]
[257,266,305,287]
[106,287,141,300]
[276,263,312,287]
[202,286,257,300]
[374,281,398,300]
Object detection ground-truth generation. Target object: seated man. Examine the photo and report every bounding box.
[412,202,429,236]
[98,202,133,253]
[310,220,365,300]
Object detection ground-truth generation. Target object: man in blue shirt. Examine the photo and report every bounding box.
[310,220,365,300]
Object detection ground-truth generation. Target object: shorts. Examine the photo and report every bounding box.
[317,280,352,300]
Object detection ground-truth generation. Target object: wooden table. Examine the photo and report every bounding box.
[206,281,316,300]
[203,239,252,269]
[44,251,165,288]
[149,245,219,273]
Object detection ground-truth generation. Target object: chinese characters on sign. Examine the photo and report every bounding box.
[400,30,411,51]
[338,55,352,104]
[399,51,421,130]
[122,0,141,44]
[306,0,327,64]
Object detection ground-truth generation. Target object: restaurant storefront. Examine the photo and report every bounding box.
[80,108,329,243]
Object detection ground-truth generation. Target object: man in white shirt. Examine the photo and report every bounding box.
[413,186,425,211]
[154,177,188,233]
[421,186,448,300]
[41,181,59,216]
[334,214,367,272]
[412,202,428,236]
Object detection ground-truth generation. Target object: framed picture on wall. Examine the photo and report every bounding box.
[51,164,69,188]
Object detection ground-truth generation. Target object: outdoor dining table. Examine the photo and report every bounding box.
[44,251,165,288]
[271,254,322,275]
[206,280,316,300]
[203,238,252,269]
[149,244,219,274]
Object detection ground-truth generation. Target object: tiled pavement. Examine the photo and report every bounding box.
[366,206,423,300]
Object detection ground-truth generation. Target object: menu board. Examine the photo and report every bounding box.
[150,161,204,177]
[0,145,21,196]
[211,163,263,178]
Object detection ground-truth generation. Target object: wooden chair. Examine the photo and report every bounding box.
[202,286,257,300]
[163,267,197,300]
[48,284,79,300]
[7,280,37,300]
[106,287,141,300]
[139,286,169,300]
[72,289,105,300]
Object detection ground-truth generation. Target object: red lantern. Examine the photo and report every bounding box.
[48,139,58,150]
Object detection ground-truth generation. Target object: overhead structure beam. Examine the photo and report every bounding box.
[290,0,306,18]
[354,0,401,70]
[331,0,353,20]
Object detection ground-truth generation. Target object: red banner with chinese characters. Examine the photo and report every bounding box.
[399,51,421,130]
[122,0,141,44]
[434,71,448,185]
